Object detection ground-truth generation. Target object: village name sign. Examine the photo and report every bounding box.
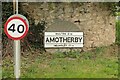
[44,32,83,48]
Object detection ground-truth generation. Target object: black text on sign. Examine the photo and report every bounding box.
[44,32,83,48]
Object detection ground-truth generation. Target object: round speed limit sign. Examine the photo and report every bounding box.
[4,14,29,40]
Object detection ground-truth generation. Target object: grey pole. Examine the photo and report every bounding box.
[13,0,21,79]
[14,40,20,79]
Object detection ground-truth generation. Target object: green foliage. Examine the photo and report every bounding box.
[53,50,81,58]
[115,12,120,16]
[19,3,46,50]
[94,46,105,54]
[116,21,120,45]
[3,45,118,78]
[99,2,118,16]
[2,2,13,37]
[27,21,46,49]
[53,46,105,59]
[2,3,14,58]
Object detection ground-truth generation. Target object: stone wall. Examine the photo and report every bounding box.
[21,2,116,52]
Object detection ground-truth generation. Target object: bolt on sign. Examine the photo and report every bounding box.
[44,32,83,48]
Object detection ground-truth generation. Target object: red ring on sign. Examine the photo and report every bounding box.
[4,16,29,40]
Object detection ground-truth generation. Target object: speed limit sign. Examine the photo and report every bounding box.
[4,14,29,40]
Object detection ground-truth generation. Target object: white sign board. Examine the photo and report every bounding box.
[44,32,83,48]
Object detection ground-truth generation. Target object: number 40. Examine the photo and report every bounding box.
[8,24,24,33]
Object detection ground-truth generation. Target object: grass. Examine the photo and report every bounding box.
[2,45,118,78]
[0,67,2,79]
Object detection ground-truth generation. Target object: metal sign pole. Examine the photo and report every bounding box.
[14,40,20,79]
[13,0,21,79]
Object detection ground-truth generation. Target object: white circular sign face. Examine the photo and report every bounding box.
[4,15,29,40]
